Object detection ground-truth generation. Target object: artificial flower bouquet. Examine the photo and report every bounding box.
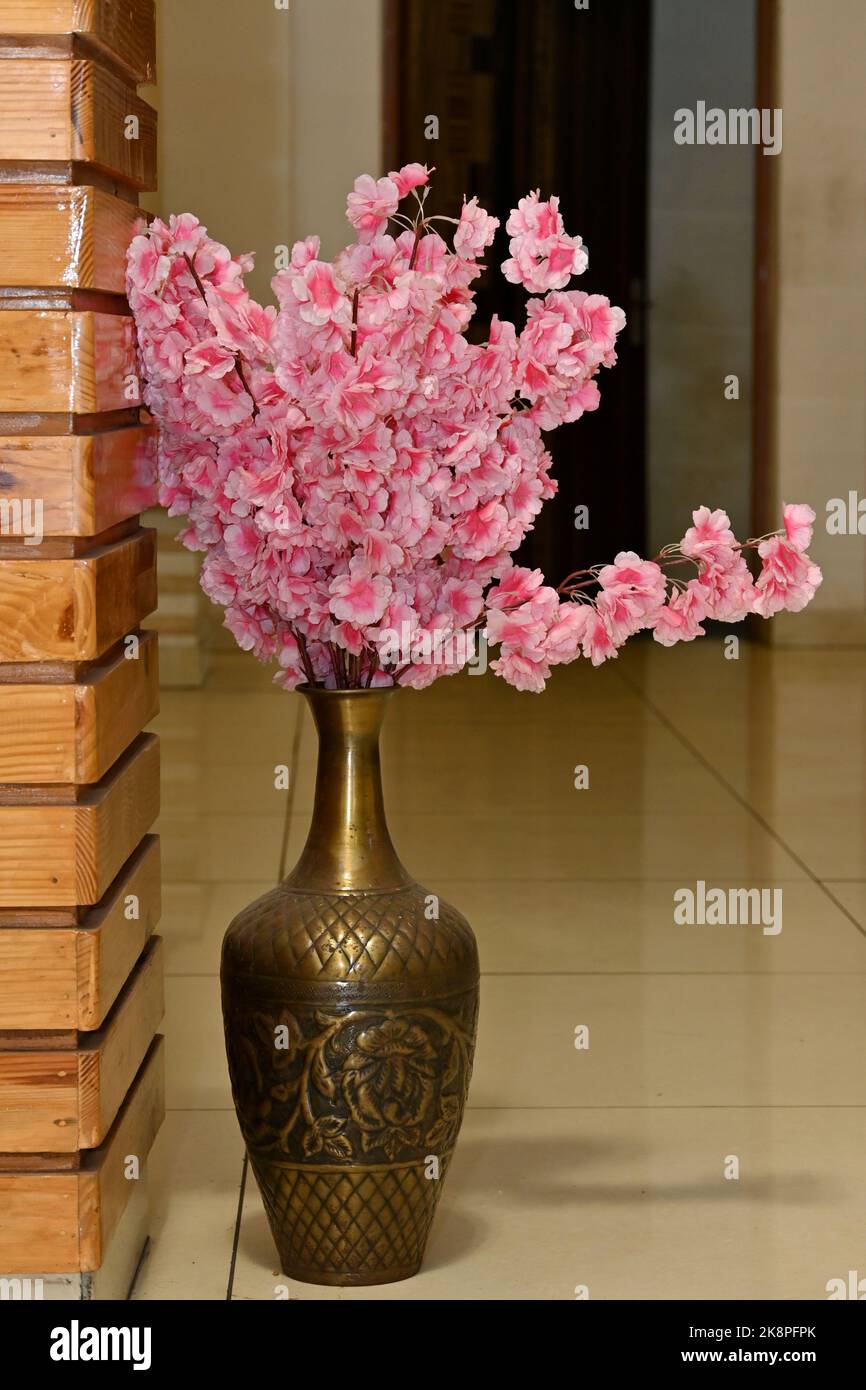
[126,164,821,691]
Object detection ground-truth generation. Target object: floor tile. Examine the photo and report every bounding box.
[163,977,234,1111]
[230,1106,866,1300]
[156,813,286,883]
[292,720,738,816]
[439,878,866,974]
[161,881,277,975]
[132,1112,243,1301]
[761,816,866,880]
[284,808,808,881]
[823,881,866,928]
[134,633,866,1303]
[470,973,866,1108]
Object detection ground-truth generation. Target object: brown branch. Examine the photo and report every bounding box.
[408,223,424,270]
[182,252,259,419]
[349,287,360,357]
[291,626,317,687]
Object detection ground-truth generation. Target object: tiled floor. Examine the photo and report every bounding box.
[134,638,866,1301]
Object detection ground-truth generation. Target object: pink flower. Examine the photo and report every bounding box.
[329,571,392,625]
[502,192,588,293]
[701,553,758,622]
[486,602,547,650]
[782,502,816,552]
[486,566,546,610]
[681,507,738,567]
[491,648,551,692]
[754,537,822,617]
[388,163,430,198]
[184,339,237,378]
[543,603,591,664]
[454,197,500,259]
[184,373,253,427]
[652,581,709,646]
[291,261,350,327]
[438,576,484,626]
[597,552,666,636]
[580,609,619,666]
[346,174,400,241]
[451,500,510,561]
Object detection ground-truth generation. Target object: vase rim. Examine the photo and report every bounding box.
[296,683,397,698]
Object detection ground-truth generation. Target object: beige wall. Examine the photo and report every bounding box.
[292,0,384,258]
[768,0,866,643]
[145,0,382,301]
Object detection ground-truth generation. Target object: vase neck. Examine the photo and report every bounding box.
[285,687,412,894]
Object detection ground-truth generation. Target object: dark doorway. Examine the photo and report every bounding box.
[384,0,651,581]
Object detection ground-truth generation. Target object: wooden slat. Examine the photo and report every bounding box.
[0,185,145,293]
[0,425,156,537]
[79,1033,163,1271]
[0,1,156,83]
[0,936,163,1153]
[0,59,156,188]
[0,1035,164,1272]
[0,629,158,782]
[0,731,159,907]
[0,834,160,1029]
[0,310,138,413]
[0,527,156,662]
[78,935,162,1146]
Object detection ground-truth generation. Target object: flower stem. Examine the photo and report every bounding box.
[350,287,360,357]
[182,252,259,419]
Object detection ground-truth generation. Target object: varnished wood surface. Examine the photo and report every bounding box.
[0,629,158,782]
[0,0,163,1276]
[0,834,160,1029]
[0,184,145,292]
[0,309,139,413]
[0,1,156,82]
[0,1035,164,1273]
[0,58,156,188]
[0,424,156,536]
[0,936,163,1153]
[0,526,156,662]
[0,730,159,907]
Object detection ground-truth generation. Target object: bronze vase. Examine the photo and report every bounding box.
[221,687,480,1286]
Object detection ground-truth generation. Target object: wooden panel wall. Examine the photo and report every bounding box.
[0,0,163,1288]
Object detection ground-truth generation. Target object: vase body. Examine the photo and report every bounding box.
[221,687,479,1286]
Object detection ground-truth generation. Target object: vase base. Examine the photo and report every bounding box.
[278,1262,422,1288]
[250,1154,449,1289]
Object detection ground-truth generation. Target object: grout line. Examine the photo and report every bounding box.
[159,874,821,886]
[163,969,866,980]
[126,1236,151,1301]
[226,1151,248,1301]
[464,1103,866,1111]
[617,668,866,944]
[165,1102,866,1113]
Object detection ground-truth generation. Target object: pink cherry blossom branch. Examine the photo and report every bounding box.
[349,287,360,357]
[182,253,260,419]
[126,170,822,695]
